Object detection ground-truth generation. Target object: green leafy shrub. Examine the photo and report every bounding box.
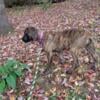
[0,59,27,93]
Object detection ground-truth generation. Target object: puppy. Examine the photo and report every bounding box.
[22,26,96,73]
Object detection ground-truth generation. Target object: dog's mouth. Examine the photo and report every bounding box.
[22,36,33,43]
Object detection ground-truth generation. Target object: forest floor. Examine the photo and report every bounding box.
[0,0,100,99]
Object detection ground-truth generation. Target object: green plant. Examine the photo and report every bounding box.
[49,93,58,100]
[0,59,27,93]
[66,89,86,100]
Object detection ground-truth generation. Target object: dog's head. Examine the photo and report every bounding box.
[22,27,44,46]
[22,27,38,43]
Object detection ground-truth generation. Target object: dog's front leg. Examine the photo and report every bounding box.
[43,51,53,75]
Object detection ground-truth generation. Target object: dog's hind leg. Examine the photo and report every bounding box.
[66,48,79,74]
[85,38,96,70]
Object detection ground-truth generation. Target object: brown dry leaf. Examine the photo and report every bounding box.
[9,94,16,100]
[63,63,70,68]
[53,60,58,65]
[49,87,57,94]
[69,76,76,83]
[84,70,96,82]
[45,91,50,97]
[86,95,91,100]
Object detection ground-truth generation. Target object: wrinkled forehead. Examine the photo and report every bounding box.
[24,27,38,34]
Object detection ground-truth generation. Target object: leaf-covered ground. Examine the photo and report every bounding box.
[0,0,100,99]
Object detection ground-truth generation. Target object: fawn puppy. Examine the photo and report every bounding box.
[22,27,96,73]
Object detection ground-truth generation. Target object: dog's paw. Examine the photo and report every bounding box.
[43,68,52,75]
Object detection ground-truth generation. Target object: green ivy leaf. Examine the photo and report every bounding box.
[17,62,27,69]
[0,66,8,78]
[0,80,6,93]
[4,59,17,69]
[11,72,17,79]
[14,69,22,77]
[6,74,16,89]
[49,93,57,100]
[0,66,5,75]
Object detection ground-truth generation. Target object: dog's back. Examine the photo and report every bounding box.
[44,28,91,52]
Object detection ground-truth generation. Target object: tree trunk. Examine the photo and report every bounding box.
[0,0,13,35]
